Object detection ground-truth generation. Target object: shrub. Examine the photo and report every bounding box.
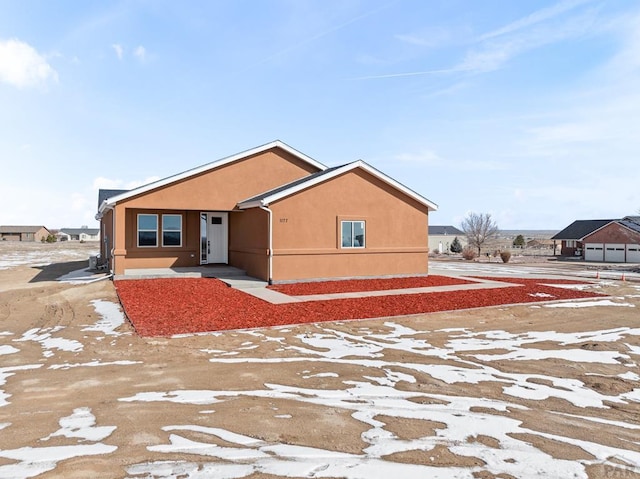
[462,247,477,261]
[500,251,511,263]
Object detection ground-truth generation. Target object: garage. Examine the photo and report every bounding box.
[627,244,640,263]
[585,243,604,262]
[604,243,626,262]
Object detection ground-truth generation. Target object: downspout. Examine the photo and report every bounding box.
[96,202,115,275]
[259,204,273,284]
[101,203,116,275]
[110,205,116,275]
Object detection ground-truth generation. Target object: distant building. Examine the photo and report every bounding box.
[552,216,640,262]
[58,227,100,242]
[428,225,466,253]
[526,239,556,250]
[0,225,51,242]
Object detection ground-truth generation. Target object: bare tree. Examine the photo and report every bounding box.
[460,212,499,256]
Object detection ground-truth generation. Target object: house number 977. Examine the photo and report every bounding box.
[279,218,288,223]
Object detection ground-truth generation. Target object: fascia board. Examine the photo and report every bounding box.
[99,140,327,211]
[257,162,356,206]
[357,161,439,211]
[239,160,438,211]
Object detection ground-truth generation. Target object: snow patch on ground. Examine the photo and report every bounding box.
[0,345,19,356]
[14,327,83,357]
[0,364,42,407]
[544,299,635,308]
[120,321,640,478]
[82,300,127,336]
[0,408,116,478]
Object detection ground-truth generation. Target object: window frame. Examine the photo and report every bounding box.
[162,214,182,247]
[340,220,366,249]
[137,214,158,247]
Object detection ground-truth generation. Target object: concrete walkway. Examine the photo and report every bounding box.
[234,276,524,305]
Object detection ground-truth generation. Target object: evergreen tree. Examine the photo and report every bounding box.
[513,234,525,247]
[450,236,463,253]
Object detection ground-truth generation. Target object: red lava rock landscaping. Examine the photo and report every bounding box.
[114,276,603,337]
[268,275,474,295]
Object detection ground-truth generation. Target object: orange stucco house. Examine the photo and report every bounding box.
[96,141,438,282]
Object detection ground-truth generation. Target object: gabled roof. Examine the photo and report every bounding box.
[619,220,640,235]
[551,219,614,240]
[0,225,49,234]
[429,225,464,236]
[98,189,129,209]
[96,141,327,216]
[237,160,438,211]
[59,228,100,235]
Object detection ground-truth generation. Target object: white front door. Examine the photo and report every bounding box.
[201,212,228,264]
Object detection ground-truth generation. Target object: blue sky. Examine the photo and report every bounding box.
[1,0,639,230]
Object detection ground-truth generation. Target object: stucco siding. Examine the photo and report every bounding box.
[118,150,319,211]
[106,148,320,274]
[229,209,269,280]
[268,169,429,281]
[111,209,201,273]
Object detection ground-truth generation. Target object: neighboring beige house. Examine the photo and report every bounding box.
[0,225,51,242]
[96,140,438,282]
[428,225,466,253]
[58,227,100,242]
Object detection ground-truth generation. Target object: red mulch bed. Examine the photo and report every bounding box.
[268,275,474,295]
[114,276,603,337]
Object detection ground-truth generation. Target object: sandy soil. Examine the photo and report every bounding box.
[1,242,639,478]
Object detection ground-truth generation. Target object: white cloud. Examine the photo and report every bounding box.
[395,27,452,48]
[0,38,58,89]
[478,0,594,41]
[133,45,146,61]
[111,43,124,60]
[458,7,599,74]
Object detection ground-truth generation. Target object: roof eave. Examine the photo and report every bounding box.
[237,160,438,211]
[356,161,438,211]
[237,200,265,210]
[95,141,328,214]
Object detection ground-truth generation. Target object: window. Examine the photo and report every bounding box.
[162,214,182,247]
[566,240,576,248]
[138,214,158,247]
[341,220,365,248]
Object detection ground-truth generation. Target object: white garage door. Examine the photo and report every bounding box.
[627,244,640,263]
[585,243,604,262]
[604,243,626,262]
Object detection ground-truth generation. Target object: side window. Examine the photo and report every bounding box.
[137,214,158,247]
[162,214,182,247]
[341,220,365,248]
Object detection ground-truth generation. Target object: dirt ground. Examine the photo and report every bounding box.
[1,242,639,478]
